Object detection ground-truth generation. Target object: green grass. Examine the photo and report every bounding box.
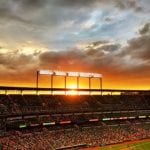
[100,141,150,150]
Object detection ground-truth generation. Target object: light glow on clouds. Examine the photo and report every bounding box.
[0,0,150,88]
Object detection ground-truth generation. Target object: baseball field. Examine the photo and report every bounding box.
[100,140,150,150]
[82,139,150,150]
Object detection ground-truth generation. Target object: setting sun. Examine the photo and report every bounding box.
[66,83,78,95]
[67,84,77,89]
[66,90,78,95]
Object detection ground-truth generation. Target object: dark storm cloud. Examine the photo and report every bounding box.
[85,40,109,50]
[90,40,109,46]
[85,40,120,55]
[115,0,142,11]
[139,23,150,35]
[0,0,144,26]
[127,36,150,60]
[120,23,150,61]
[16,0,47,9]
[99,44,121,52]
[39,49,86,69]
[54,0,143,12]
[38,41,121,72]
[0,7,29,24]
[84,42,123,70]
[0,52,35,71]
[54,0,98,7]
[0,0,47,24]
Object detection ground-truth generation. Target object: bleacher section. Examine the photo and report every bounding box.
[0,90,149,150]
[0,95,150,115]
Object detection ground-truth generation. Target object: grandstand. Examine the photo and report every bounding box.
[0,85,149,149]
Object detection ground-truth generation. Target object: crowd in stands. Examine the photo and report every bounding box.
[0,122,149,150]
[0,94,149,149]
[0,94,149,114]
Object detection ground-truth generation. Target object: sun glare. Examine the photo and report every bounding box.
[66,84,78,95]
[66,90,78,95]
[67,84,77,89]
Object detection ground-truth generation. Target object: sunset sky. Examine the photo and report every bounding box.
[0,0,150,89]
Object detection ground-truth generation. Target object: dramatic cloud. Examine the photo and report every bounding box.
[120,23,150,61]
[0,0,149,88]
[139,23,150,35]
[0,51,38,72]
[0,0,46,22]
[54,0,143,11]
[17,0,47,9]
[0,22,150,74]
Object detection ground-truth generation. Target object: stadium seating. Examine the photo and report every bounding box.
[0,93,149,149]
[0,95,150,114]
[0,122,149,149]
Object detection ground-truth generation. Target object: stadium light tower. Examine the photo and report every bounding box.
[36,70,54,94]
[36,70,103,95]
[53,71,67,94]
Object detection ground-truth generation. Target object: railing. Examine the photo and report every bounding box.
[0,86,149,95]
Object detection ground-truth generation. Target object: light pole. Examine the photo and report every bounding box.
[51,75,53,95]
[100,77,102,95]
[65,76,67,95]
[36,71,39,94]
[77,76,79,95]
[89,77,92,95]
